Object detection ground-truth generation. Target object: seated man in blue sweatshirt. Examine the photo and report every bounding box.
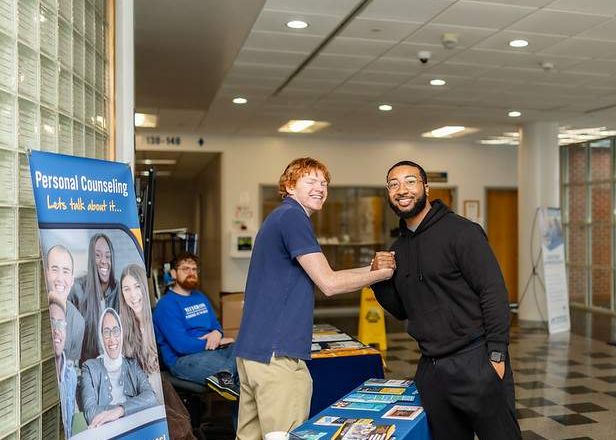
[153,252,239,400]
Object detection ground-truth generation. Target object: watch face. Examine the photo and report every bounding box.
[490,351,504,362]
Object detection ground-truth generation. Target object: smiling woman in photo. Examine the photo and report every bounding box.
[80,308,157,428]
[119,264,163,401]
[70,233,119,362]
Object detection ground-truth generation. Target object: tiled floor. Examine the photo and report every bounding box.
[380,320,616,440]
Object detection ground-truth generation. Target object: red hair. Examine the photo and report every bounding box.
[278,157,331,198]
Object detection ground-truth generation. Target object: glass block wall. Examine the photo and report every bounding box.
[561,138,615,313]
[0,0,112,438]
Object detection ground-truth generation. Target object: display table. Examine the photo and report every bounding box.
[306,325,385,416]
[291,380,431,440]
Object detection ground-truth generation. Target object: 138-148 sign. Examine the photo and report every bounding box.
[146,136,181,146]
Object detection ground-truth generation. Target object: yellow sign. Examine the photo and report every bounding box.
[357,287,387,351]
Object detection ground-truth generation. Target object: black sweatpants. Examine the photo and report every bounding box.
[414,342,522,440]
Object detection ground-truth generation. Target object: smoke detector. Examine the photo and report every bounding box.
[441,33,459,50]
[540,61,555,72]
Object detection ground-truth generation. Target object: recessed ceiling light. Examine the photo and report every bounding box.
[136,159,177,165]
[508,111,522,118]
[378,104,393,112]
[278,120,330,134]
[134,113,158,128]
[232,97,247,105]
[286,20,308,29]
[430,79,446,86]
[509,39,528,48]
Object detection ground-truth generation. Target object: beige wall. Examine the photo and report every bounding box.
[137,133,518,293]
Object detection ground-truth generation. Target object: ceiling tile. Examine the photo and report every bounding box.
[509,10,611,36]
[363,56,423,73]
[546,0,616,16]
[384,42,462,63]
[227,62,295,79]
[432,1,535,29]
[263,0,362,16]
[252,9,344,36]
[474,31,563,52]
[426,62,496,77]
[244,31,322,52]
[349,70,411,85]
[339,18,420,42]
[576,19,616,42]
[296,67,356,82]
[471,0,552,6]
[322,36,395,56]
[563,59,616,75]
[359,0,456,22]
[406,24,496,48]
[234,48,307,66]
[310,53,373,70]
[539,38,616,60]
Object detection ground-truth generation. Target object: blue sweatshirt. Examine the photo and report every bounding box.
[153,289,223,368]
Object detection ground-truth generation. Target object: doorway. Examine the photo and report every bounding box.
[486,189,518,303]
[429,187,455,211]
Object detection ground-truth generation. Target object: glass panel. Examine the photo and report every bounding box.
[0,264,16,320]
[591,268,611,309]
[0,32,16,92]
[568,221,588,268]
[39,4,57,58]
[0,149,15,204]
[17,0,37,47]
[0,0,14,35]
[18,262,37,314]
[84,83,94,125]
[58,114,71,154]
[58,0,71,22]
[569,183,587,224]
[58,68,71,114]
[72,76,83,121]
[20,366,40,423]
[58,17,72,69]
[73,0,84,35]
[18,207,39,258]
[568,265,588,305]
[590,140,611,181]
[72,120,83,156]
[95,11,105,54]
[72,31,83,78]
[0,90,15,150]
[0,376,18,435]
[95,91,104,128]
[39,55,57,107]
[84,125,94,157]
[17,43,37,99]
[84,0,94,44]
[85,41,94,85]
[18,98,38,151]
[40,107,57,152]
[568,143,587,184]
[591,184,611,266]
[18,152,33,205]
[41,406,60,440]
[0,207,16,260]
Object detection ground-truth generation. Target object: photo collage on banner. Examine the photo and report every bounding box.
[29,151,169,440]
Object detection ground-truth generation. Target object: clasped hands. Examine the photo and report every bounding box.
[371,251,396,272]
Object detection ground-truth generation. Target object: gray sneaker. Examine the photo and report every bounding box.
[205,372,239,401]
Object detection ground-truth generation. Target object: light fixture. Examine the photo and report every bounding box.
[136,159,177,166]
[134,113,158,128]
[430,79,446,86]
[509,39,528,48]
[508,111,522,118]
[422,126,476,138]
[232,97,247,105]
[378,104,393,112]
[286,20,308,29]
[140,170,171,177]
[278,120,330,134]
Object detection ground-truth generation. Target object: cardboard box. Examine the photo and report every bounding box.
[221,292,244,337]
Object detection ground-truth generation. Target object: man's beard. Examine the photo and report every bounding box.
[177,276,199,290]
[388,190,428,220]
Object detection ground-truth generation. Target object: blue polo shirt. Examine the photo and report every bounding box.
[235,197,321,363]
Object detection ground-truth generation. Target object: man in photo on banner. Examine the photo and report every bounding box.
[234,157,396,439]
[49,298,77,439]
[153,252,240,401]
[45,244,85,366]
[371,160,521,440]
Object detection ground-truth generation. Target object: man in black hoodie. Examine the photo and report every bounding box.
[372,160,521,440]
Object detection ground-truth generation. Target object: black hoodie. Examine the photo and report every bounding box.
[373,200,510,358]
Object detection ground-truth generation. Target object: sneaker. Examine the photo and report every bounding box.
[205,372,239,401]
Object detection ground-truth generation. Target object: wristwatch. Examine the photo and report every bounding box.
[489,351,505,363]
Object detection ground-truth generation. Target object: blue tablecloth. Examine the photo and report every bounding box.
[306,352,384,417]
[291,380,431,440]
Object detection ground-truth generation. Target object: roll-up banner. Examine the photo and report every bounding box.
[29,151,169,440]
[538,207,571,335]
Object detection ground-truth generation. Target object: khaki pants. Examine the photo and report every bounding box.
[235,355,312,440]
